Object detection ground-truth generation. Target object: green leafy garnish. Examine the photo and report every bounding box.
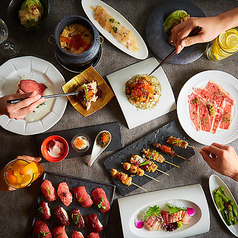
[139,160,150,166]
[145,205,160,221]
[37,102,46,108]
[172,140,183,144]
[98,198,106,210]
[37,206,44,214]
[46,188,50,195]
[38,230,49,237]
[112,26,118,33]
[109,18,114,23]
[166,204,185,214]
[73,214,80,224]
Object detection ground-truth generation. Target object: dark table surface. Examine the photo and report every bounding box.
[0,0,238,237]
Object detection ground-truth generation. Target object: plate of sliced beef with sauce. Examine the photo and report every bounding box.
[177,70,238,145]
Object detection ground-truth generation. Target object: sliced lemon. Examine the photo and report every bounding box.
[20,162,38,175]
[226,34,238,50]
[219,32,228,49]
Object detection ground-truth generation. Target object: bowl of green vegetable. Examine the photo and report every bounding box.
[7,0,50,31]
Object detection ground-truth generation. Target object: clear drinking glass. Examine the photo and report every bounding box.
[0,18,20,57]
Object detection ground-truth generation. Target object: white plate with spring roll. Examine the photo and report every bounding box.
[81,0,148,59]
[0,56,67,135]
[209,174,238,237]
[118,184,210,238]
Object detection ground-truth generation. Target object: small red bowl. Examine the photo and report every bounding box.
[41,135,69,162]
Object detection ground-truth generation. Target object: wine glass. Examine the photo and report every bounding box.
[0,18,20,57]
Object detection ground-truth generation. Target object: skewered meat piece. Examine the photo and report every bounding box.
[166,136,188,149]
[122,162,144,176]
[110,169,132,186]
[92,188,110,214]
[152,143,177,157]
[122,176,132,186]
[130,154,158,172]
[142,149,165,163]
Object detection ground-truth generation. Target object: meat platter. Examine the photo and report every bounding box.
[30,171,115,238]
[103,120,195,196]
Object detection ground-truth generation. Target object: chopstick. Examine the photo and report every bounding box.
[7,91,79,104]
[149,26,202,75]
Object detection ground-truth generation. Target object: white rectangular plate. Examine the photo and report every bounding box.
[106,57,176,129]
[118,184,210,238]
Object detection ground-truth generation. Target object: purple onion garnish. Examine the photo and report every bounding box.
[135,220,144,229]
[187,207,195,216]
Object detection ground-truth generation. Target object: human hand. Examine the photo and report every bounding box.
[0,91,47,120]
[171,16,223,54]
[0,155,42,191]
[200,143,238,181]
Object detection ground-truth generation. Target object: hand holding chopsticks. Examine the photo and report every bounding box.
[149,26,202,75]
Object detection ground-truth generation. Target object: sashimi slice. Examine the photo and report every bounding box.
[41,180,57,202]
[57,182,73,207]
[144,215,161,231]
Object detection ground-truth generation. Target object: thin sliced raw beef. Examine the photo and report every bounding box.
[17,79,47,96]
[188,80,234,134]
[72,230,85,238]
[52,226,68,238]
[57,182,73,207]
[188,92,201,131]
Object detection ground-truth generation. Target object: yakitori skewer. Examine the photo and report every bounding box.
[110,169,147,192]
[130,155,169,176]
[122,162,160,183]
[141,149,180,168]
[166,136,201,151]
[152,143,193,163]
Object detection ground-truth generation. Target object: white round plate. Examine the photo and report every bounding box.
[209,174,238,237]
[81,0,148,60]
[0,56,67,135]
[177,70,238,145]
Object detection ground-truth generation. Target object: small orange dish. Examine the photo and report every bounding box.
[41,135,69,162]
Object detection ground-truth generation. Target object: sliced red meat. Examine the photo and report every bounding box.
[85,214,103,233]
[74,186,93,208]
[41,180,57,202]
[92,188,110,214]
[38,201,51,220]
[87,232,100,238]
[219,102,233,130]
[57,182,73,207]
[72,208,85,229]
[211,108,223,134]
[17,79,47,96]
[198,99,213,132]
[34,220,52,238]
[72,230,85,238]
[52,226,68,238]
[188,92,201,131]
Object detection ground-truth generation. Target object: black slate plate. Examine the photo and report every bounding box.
[35,121,124,163]
[103,120,195,196]
[146,0,207,65]
[31,171,115,238]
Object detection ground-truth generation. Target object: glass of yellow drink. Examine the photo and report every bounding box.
[3,159,43,189]
[207,27,238,62]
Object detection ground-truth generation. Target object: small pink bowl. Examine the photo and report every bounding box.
[41,135,69,162]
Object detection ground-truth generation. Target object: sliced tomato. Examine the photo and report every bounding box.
[60,36,70,44]
[161,210,169,226]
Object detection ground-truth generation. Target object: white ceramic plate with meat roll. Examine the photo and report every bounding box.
[0,56,67,135]
[209,174,238,237]
[177,70,238,145]
[81,0,148,59]
[118,184,210,238]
